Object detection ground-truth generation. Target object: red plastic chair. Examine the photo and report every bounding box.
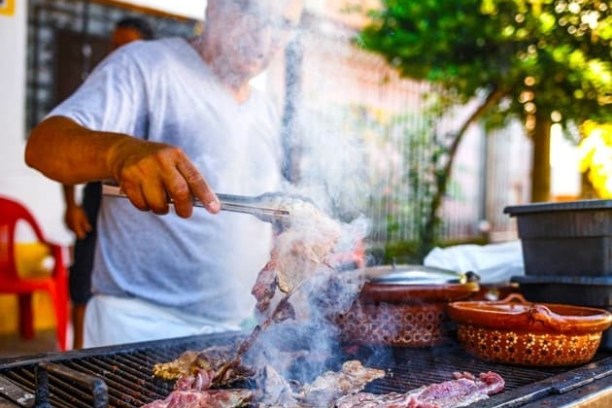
[0,196,68,351]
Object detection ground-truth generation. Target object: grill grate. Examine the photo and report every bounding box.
[333,344,566,396]
[0,332,611,407]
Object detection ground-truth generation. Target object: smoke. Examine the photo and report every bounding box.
[202,1,381,399]
[279,14,373,224]
[245,268,365,384]
[236,8,381,396]
[243,215,368,398]
[294,126,370,222]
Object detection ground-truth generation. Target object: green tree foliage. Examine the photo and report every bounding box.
[358,0,610,255]
[359,0,611,126]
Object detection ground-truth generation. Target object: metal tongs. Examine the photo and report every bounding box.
[102,184,293,224]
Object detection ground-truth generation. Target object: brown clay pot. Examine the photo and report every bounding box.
[335,265,480,347]
[448,293,612,366]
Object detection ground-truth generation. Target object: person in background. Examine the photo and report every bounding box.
[62,16,154,349]
[27,0,304,348]
[110,17,155,49]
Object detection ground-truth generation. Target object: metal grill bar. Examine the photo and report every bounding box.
[4,366,91,408]
[2,368,38,407]
[0,376,34,407]
[352,345,563,394]
[84,356,167,397]
[60,354,178,407]
[63,359,147,406]
[1,333,611,408]
[36,363,108,408]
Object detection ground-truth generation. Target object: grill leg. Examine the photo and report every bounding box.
[34,362,109,408]
[34,363,51,408]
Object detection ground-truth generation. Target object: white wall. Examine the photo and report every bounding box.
[0,1,72,245]
[115,0,206,20]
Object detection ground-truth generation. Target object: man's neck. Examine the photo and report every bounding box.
[190,36,251,103]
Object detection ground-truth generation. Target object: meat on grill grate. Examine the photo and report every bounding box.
[335,371,505,408]
[297,360,385,405]
[147,346,505,408]
[153,345,254,389]
[144,203,507,408]
[144,359,385,407]
[141,389,253,408]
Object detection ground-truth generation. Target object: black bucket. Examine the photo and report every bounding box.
[504,200,612,277]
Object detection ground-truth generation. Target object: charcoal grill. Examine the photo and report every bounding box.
[1,331,611,407]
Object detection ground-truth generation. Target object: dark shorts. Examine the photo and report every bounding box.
[69,182,101,305]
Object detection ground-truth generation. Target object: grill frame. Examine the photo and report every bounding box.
[1,331,611,407]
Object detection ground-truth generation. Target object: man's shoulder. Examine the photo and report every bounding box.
[119,37,188,60]
[105,37,193,80]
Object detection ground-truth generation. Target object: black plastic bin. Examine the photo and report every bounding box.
[504,200,612,276]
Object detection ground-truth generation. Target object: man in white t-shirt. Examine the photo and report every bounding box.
[25,0,304,347]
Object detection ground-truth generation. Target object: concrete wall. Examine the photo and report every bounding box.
[0,0,72,245]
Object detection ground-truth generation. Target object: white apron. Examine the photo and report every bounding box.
[84,294,241,348]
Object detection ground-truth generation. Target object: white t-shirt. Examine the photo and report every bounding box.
[49,37,283,328]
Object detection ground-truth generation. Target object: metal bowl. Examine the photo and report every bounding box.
[360,264,480,303]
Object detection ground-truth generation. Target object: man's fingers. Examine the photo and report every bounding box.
[158,165,193,218]
[141,180,170,215]
[113,142,218,217]
[169,183,193,218]
[122,183,150,212]
[75,226,86,240]
[76,219,92,239]
[176,161,220,214]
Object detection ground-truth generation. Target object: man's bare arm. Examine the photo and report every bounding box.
[61,183,91,239]
[26,116,127,184]
[26,116,220,218]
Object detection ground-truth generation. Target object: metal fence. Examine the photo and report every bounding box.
[290,15,531,246]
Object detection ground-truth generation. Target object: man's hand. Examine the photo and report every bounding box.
[27,116,219,219]
[64,204,92,239]
[106,137,220,218]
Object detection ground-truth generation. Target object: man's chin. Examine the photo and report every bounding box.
[239,60,269,79]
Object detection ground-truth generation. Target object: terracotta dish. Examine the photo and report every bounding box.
[448,294,612,366]
[335,265,479,347]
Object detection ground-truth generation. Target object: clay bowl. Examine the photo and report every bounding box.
[335,265,480,347]
[448,294,612,367]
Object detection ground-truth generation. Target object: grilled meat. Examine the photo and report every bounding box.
[152,345,253,388]
[252,201,342,315]
[141,389,253,408]
[253,261,278,312]
[275,202,341,295]
[298,360,385,406]
[335,371,505,408]
[152,350,200,381]
[256,365,299,407]
[148,359,385,408]
[149,355,505,408]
